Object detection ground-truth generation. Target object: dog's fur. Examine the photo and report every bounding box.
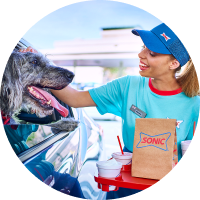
[0,51,79,132]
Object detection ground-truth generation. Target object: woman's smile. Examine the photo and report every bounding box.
[138,46,177,79]
[139,60,150,71]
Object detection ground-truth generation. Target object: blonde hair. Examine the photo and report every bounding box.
[176,59,200,97]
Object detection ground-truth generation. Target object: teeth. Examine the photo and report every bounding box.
[28,86,49,104]
[140,62,148,67]
[28,87,33,92]
[47,100,51,105]
[28,87,44,100]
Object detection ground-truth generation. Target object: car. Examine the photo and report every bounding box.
[3,38,107,200]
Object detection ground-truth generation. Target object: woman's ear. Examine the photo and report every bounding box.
[169,59,180,70]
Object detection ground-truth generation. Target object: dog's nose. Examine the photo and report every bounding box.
[66,72,75,80]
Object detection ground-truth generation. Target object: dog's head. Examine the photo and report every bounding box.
[0,51,74,118]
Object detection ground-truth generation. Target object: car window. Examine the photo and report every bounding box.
[4,124,54,155]
[4,102,77,156]
[26,125,53,148]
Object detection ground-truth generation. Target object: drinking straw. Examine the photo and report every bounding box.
[193,121,196,136]
[117,135,124,155]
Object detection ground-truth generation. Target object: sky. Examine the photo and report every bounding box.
[23,0,162,49]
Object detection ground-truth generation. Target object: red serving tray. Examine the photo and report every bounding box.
[94,165,158,191]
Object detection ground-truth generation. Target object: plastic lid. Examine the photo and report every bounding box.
[181,140,192,145]
[96,160,122,170]
[112,152,132,159]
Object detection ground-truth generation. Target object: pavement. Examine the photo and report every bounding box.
[96,120,124,159]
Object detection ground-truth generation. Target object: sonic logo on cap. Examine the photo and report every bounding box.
[160,33,171,41]
[132,23,190,66]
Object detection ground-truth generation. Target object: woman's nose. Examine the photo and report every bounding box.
[138,48,146,59]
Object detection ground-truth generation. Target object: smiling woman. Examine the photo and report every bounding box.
[7,22,200,200]
[135,28,199,97]
[138,45,181,90]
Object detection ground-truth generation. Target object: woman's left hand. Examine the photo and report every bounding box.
[19,46,38,53]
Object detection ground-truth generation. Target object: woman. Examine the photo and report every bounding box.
[21,23,200,199]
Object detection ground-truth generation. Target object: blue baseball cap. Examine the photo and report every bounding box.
[132,23,190,66]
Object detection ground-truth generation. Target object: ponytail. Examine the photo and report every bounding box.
[176,59,200,97]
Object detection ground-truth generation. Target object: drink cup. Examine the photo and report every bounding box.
[96,159,122,178]
[96,159,122,191]
[112,152,132,165]
[181,140,191,156]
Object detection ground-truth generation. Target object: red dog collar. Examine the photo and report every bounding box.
[1,111,18,130]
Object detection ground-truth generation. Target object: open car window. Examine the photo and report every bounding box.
[4,124,53,155]
[4,122,76,164]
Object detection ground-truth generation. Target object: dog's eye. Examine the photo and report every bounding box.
[31,60,38,65]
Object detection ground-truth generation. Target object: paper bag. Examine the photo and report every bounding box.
[131,118,178,180]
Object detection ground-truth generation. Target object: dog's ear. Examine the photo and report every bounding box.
[0,52,24,116]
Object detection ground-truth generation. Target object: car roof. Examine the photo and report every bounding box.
[15,38,34,51]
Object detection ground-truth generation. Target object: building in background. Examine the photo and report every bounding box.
[40,27,143,86]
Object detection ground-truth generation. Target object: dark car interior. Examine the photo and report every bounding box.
[17,97,74,124]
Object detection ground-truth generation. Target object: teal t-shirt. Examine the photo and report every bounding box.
[89,76,200,161]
